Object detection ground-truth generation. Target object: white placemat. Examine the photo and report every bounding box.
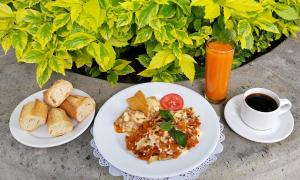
[90,121,224,180]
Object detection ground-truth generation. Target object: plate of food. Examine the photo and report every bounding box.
[9,79,96,148]
[93,82,220,178]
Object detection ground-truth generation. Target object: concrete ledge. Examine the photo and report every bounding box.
[0,37,299,180]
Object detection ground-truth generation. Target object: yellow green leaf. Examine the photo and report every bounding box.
[154,25,167,44]
[288,24,300,38]
[15,9,42,24]
[99,0,110,9]
[113,59,131,71]
[136,54,151,68]
[257,11,277,23]
[36,64,52,88]
[47,34,58,50]
[158,4,176,18]
[86,42,101,62]
[0,3,13,18]
[104,41,116,60]
[109,37,128,47]
[225,0,263,12]
[179,54,196,82]
[254,18,279,33]
[107,71,118,86]
[225,20,234,30]
[74,13,91,30]
[1,33,12,54]
[104,41,116,70]
[238,20,251,36]
[191,0,219,20]
[49,56,65,75]
[52,13,70,32]
[56,50,72,60]
[204,2,220,20]
[51,1,69,8]
[116,12,133,27]
[0,19,12,31]
[172,43,182,58]
[70,4,82,22]
[12,30,28,54]
[154,0,168,4]
[224,7,231,23]
[148,50,176,69]
[115,65,135,75]
[168,0,190,15]
[152,74,162,82]
[134,26,153,44]
[30,41,42,49]
[138,69,157,77]
[56,50,73,69]
[73,51,92,68]
[120,1,134,11]
[97,7,107,26]
[86,42,111,71]
[240,33,254,49]
[36,59,48,77]
[274,4,299,20]
[149,19,163,32]
[160,71,174,83]
[83,0,106,31]
[191,0,210,6]
[100,23,113,40]
[19,49,45,63]
[52,0,83,7]
[56,25,70,37]
[63,32,96,50]
[136,2,159,28]
[97,9,106,31]
[171,29,193,45]
[36,23,52,48]
[64,58,73,70]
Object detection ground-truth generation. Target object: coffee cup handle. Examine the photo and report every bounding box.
[278,99,292,115]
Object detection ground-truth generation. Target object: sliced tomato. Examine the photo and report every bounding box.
[160,93,184,110]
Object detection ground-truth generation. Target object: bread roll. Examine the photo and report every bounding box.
[60,95,96,122]
[47,108,74,137]
[44,79,73,107]
[19,99,48,131]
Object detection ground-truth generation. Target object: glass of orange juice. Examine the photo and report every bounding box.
[205,38,235,103]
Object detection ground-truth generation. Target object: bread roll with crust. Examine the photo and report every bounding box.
[47,108,74,137]
[19,99,48,131]
[60,95,96,122]
[44,79,73,107]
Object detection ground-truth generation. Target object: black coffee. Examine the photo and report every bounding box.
[245,93,278,112]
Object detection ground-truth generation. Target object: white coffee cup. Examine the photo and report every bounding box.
[240,88,292,131]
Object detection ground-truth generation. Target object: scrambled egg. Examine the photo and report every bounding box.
[114,95,201,163]
[114,97,160,133]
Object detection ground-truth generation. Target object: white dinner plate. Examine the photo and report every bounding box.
[9,89,95,148]
[224,94,294,143]
[93,82,220,178]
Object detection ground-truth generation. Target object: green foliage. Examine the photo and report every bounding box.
[0,0,299,87]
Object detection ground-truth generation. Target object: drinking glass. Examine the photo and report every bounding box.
[205,38,235,103]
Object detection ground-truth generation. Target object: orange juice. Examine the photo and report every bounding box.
[205,40,234,103]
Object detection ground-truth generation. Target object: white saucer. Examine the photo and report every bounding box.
[224,94,294,143]
[9,89,95,148]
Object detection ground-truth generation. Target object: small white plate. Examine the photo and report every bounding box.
[9,89,95,148]
[224,94,294,143]
[93,82,220,178]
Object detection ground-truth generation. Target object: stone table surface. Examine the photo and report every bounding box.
[0,37,299,180]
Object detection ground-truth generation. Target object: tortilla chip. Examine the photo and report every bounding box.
[127,90,149,115]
